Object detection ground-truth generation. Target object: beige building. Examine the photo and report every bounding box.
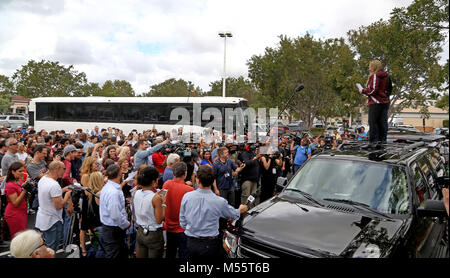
[362,100,449,130]
[9,96,31,114]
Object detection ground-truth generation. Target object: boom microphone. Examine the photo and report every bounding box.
[295,84,305,92]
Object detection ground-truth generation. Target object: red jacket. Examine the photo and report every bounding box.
[62,159,73,186]
[362,71,389,105]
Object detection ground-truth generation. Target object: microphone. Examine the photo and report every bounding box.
[295,84,305,92]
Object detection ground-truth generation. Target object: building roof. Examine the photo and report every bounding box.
[11,96,32,103]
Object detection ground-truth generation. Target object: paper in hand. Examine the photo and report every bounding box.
[356,83,364,91]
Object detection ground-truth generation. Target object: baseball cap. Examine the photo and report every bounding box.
[63,145,77,156]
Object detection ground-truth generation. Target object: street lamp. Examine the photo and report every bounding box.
[218,31,232,98]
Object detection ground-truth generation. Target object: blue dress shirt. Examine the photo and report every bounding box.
[179,188,240,238]
[100,180,130,230]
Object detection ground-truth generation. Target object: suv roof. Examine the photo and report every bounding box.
[318,134,445,165]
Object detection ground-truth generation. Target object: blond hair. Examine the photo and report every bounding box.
[87,171,104,202]
[81,156,98,176]
[118,146,130,160]
[10,229,42,258]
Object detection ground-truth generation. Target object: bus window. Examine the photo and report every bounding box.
[143,103,170,124]
[121,104,143,123]
[97,104,120,122]
[77,104,97,122]
[56,103,76,121]
[36,103,54,121]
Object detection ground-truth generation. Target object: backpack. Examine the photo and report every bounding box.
[386,75,393,98]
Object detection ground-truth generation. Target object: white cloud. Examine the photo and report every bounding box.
[2,0,438,95]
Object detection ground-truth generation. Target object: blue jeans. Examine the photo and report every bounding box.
[293,164,302,174]
[42,221,63,252]
[86,226,105,258]
[62,206,71,248]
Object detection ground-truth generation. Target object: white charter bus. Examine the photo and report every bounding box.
[28,96,249,134]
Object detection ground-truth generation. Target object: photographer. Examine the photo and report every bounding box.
[238,144,260,207]
[133,167,166,258]
[291,138,311,174]
[35,161,72,252]
[278,139,291,178]
[4,162,28,238]
[213,147,245,206]
[356,127,367,141]
[260,145,282,202]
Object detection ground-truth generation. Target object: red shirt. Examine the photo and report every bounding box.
[4,181,27,219]
[152,152,166,174]
[162,179,194,233]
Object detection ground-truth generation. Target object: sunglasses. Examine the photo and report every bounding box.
[29,236,46,257]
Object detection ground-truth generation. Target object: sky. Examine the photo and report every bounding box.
[1,0,445,95]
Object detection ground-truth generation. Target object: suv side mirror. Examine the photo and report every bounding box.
[277,177,288,189]
[417,200,448,218]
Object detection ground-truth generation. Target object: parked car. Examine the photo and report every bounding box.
[0,115,28,129]
[287,121,308,132]
[224,136,449,258]
[324,127,346,136]
[434,128,449,136]
[313,120,324,128]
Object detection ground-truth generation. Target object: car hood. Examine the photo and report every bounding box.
[241,197,405,257]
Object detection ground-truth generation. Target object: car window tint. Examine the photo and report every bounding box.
[417,156,437,197]
[411,163,430,206]
[426,150,446,178]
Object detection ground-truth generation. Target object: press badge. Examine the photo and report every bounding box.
[224,173,230,178]
[272,168,277,174]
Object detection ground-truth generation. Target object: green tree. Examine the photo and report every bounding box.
[0,75,15,96]
[347,16,444,122]
[206,76,260,107]
[0,95,13,114]
[247,34,361,127]
[143,78,202,97]
[391,0,449,34]
[11,60,90,97]
[436,93,449,112]
[95,80,136,97]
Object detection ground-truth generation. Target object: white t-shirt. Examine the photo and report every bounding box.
[132,189,162,231]
[35,176,64,231]
[17,152,28,162]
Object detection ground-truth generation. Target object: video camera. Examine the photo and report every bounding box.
[22,178,39,195]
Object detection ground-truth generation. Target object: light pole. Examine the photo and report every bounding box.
[218,31,232,98]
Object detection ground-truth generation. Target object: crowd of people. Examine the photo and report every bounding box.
[0,124,447,259]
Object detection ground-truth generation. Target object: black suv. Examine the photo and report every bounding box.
[224,137,449,258]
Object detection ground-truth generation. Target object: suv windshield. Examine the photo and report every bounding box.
[286,159,409,214]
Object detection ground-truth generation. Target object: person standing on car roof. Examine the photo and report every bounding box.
[359,59,390,145]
